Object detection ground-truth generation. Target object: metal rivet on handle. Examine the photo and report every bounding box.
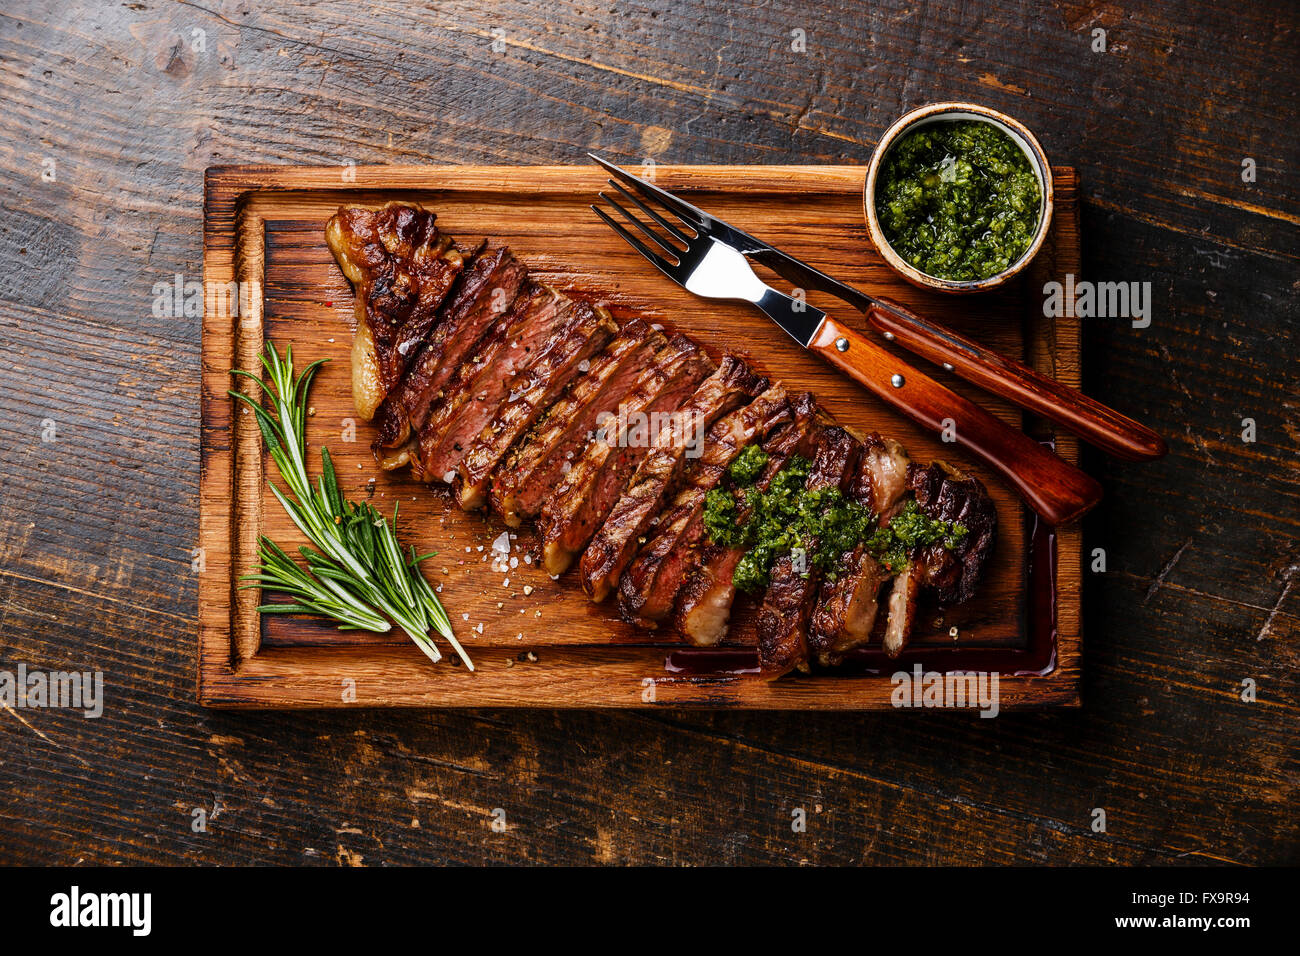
[834,337,849,352]
[942,362,954,372]
[883,331,895,341]
[890,373,905,388]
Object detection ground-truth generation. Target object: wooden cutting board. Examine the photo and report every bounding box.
[200,165,1083,709]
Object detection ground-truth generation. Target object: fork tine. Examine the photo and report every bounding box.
[605,178,694,246]
[588,153,708,230]
[590,204,680,276]
[596,191,684,261]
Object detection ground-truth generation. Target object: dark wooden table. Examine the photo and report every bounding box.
[0,1,1295,866]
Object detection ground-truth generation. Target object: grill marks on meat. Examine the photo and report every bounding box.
[325,203,999,677]
[371,246,528,454]
[880,461,998,657]
[904,461,998,606]
[808,434,911,666]
[456,302,618,510]
[755,427,859,678]
[490,319,661,527]
[413,283,572,484]
[537,335,712,577]
[618,385,793,629]
[325,202,466,420]
[579,357,765,603]
[674,392,821,646]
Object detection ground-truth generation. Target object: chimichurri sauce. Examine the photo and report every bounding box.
[875,119,1042,282]
[701,445,968,593]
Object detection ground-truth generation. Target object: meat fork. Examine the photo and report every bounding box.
[588,153,1104,526]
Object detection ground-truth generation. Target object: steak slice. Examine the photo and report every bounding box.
[490,318,661,527]
[371,246,528,453]
[537,335,712,577]
[881,461,997,657]
[755,426,859,679]
[617,385,792,629]
[455,301,618,510]
[412,282,572,484]
[674,392,821,646]
[325,202,465,419]
[579,356,764,602]
[808,433,911,666]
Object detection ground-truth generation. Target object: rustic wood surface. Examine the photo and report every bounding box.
[199,164,1080,709]
[0,0,1295,864]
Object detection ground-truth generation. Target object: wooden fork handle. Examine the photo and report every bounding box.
[867,296,1168,462]
[809,318,1103,526]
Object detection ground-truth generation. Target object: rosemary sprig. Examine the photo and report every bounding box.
[229,341,472,670]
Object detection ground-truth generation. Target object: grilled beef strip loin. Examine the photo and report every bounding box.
[456,301,618,510]
[537,335,713,577]
[490,319,662,527]
[755,426,859,679]
[808,434,912,666]
[371,245,528,458]
[412,282,573,484]
[326,210,1000,674]
[325,203,466,420]
[617,385,793,629]
[674,392,821,647]
[579,357,765,603]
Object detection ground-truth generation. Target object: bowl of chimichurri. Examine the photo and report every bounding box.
[864,102,1054,292]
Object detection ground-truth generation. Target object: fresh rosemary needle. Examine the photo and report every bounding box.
[229,341,473,671]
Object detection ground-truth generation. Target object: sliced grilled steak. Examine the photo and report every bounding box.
[808,434,912,666]
[455,302,618,510]
[674,392,821,646]
[490,319,661,527]
[618,385,793,628]
[537,335,712,577]
[880,461,997,657]
[579,356,764,602]
[371,246,528,452]
[325,209,1003,679]
[412,283,571,484]
[325,202,465,419]
[755,427,859,679]
[905,461,998,605]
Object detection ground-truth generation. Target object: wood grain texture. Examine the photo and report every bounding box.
[0,0,1295,865]
[200,164,1081,708]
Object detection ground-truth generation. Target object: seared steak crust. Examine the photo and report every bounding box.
[325,202,466,419]
[413,283,571,483]
[880,461,997,657]
[674,392,821,646]
[490,319,661,527]
[617,385,792,628]
[905,461,998,606]
[537,335,712,577]
[579,356,764,603]
[371,246,528,450]
[808,433,911,666]
[755,427,859,678]
[455,301,618,510]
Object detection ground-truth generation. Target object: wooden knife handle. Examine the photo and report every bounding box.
[809,318,1103,526]
[868,296,1168,462]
